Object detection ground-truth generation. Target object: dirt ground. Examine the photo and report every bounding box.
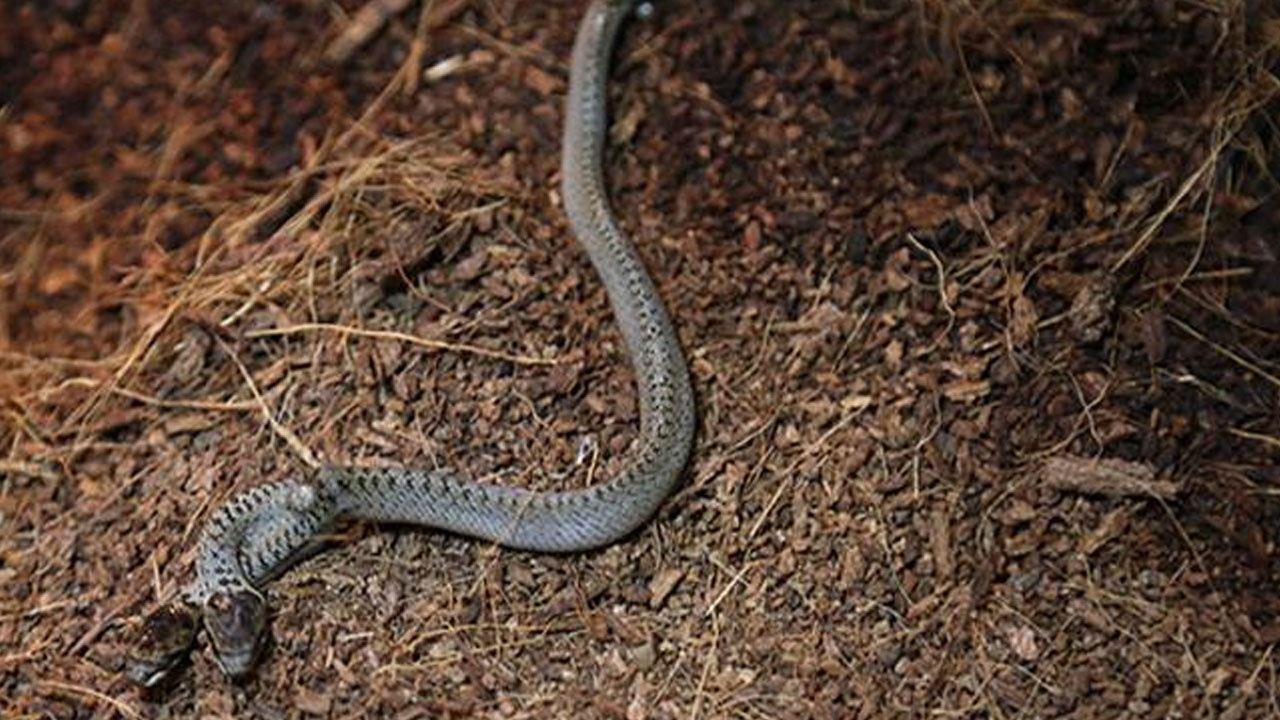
[3,0,1280,718]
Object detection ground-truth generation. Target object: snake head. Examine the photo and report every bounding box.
[124,604,199,688]
[204,588,268,680]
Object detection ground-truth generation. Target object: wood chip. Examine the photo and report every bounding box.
[1007,625,1041,661]
[295,687,333,716]
[648,568,685,610]
[942,379,990,402]
[929,506,954,580]
[325,0,414,66]
[1042,455,1179,499]
[1080,507,1131,555]
[1067,274,1117,344]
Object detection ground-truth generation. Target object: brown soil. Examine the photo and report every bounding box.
[4,1,1280,718]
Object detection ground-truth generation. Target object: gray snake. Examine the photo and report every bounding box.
[125,0,694,687]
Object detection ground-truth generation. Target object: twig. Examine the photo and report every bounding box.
[244,322,560,366]
[1227,427,1280,451]
[905,231,956,352]
[325,0,415,66]
[1167,314,1280,392]
[325,0,467,67]
[35,680,141,719]
[111,386,257,412]
[1041,455,1179,499]
[0,460,58,481]
[402,0,436,96]
[212,335,320,468]
[1111,118,1234,271]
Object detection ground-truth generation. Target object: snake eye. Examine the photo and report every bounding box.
[204,589,268,680]
[125,604,199,688]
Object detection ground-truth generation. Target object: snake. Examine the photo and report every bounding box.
[125,0,694,688]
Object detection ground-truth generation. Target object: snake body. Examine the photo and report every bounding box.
[126,0,694,687]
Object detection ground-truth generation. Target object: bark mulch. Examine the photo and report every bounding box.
[3,1,1280,718]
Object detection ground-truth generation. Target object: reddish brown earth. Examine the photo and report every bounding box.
[3,1,1280,718]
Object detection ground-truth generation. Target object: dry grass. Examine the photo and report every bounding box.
[3,1,1280,718]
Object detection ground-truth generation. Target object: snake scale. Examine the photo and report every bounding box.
[126,0,694,687]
